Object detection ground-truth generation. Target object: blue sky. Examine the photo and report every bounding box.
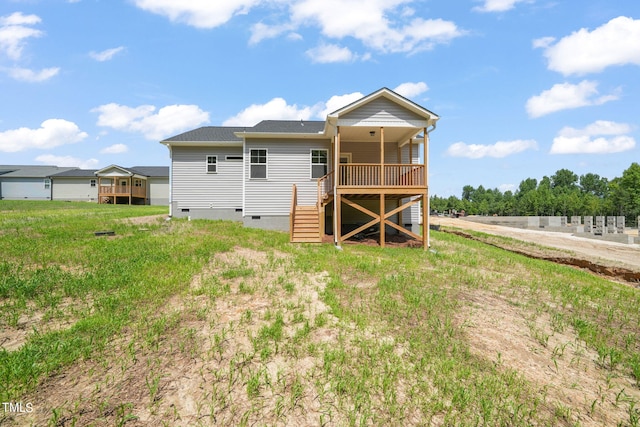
[1,0,639,197]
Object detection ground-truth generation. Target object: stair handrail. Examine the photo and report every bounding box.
[290,184,297,242]
[317,170,334,207]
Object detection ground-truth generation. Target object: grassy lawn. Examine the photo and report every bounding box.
[1,201,639,426]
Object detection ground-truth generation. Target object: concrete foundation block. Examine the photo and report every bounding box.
[584,216,593,233]
[617,216,625,234]
[607,216,616,234]
[595,216,604,235]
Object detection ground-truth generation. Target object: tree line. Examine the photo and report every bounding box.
[430,162,640,226]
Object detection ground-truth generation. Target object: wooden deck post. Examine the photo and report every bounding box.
[380,193,385,248]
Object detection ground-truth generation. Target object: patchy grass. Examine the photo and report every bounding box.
[0,201,639,426]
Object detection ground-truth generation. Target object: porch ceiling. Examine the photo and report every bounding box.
[338,126,421,143]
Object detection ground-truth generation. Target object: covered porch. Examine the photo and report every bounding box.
[96,165,149,205]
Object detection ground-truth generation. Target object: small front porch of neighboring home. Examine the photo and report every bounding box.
[96,165,148,205]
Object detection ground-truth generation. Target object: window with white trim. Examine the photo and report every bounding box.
[44,179,51,189]
[206,155,217,173]
[250,149,267,179]
[311,149,328,179]
[90,179,96,187]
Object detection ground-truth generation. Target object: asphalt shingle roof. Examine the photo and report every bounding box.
[0,166,77,178]
[129,166,169,177]
[49,169,98,177]
[162,127,245,142]
[249,120,326,134]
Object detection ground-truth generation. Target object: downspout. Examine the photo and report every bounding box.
[425,123,436,248]
[333,127,341,249]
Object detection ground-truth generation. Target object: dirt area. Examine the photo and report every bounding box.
[432,217,640,285]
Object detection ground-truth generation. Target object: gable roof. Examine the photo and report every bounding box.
[328,87,439,123]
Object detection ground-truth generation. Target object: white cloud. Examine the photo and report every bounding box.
[472,0,531,13]
[394,81,428,98]
[539,16,640,76]
[132,0,262,29]
[306,43,356,63]
[35,154,99,169]
[6,66,60,82]
[100,143,128,154]
[550,120,636,154]
[525,80,619,118]
[320,92,364,117]
[90,46,125,62]
[499,183,516,193]
[290,1,464,54]
[93,103,210,140]
[532,36,554,49]
[0,12,43,60]
[249,22,295,45]
[137,1,465,56]
[225,85,432,125]
[223,98,316,126]
[0,119,88,153]
[446,139,538,159]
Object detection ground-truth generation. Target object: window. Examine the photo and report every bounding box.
[134,179,144,187]
[206,155,217,173]
[311,149,328,179]
[90,179,96,187]
[250,149,267,179]
[44,179,51,189]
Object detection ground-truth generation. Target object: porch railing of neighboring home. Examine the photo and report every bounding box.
[337,164,425,187]
[317,170,334,206]
[99,185,147,198]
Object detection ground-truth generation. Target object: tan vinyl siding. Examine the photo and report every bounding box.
[244,138,331,216]
[401,142,422,224]
[148,177,169,205]
[340,141,399,163]
[52,178,98,201]
[172,146,242,209]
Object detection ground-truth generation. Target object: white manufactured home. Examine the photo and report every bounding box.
[161,88,439,248]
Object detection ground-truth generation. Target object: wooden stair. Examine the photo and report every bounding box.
[291,205,321,243]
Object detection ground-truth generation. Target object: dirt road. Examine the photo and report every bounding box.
[432,216,640,277]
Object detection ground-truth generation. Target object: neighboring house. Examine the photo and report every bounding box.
[0,165,169,205]
[49,169,100,202]
[0,165,77,200]
[161,87,439,248]
[50,165,170,205]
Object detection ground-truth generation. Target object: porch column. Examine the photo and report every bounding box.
[380,127,384,186]
[409,136,413,165]
[334,127,341,245]
[128,177,132,205]
[98,177,102,204]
